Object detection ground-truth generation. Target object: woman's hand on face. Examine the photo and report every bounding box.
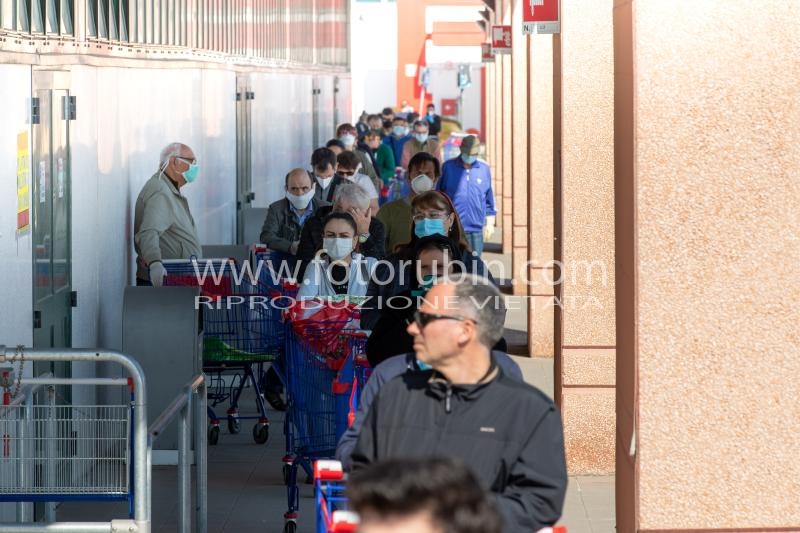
[350,207,371,235]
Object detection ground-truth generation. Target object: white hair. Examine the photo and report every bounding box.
[159,142,183,169]
[333,182,370,210]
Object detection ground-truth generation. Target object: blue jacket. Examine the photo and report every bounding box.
[436,157,497,232]
[335,351,524,471]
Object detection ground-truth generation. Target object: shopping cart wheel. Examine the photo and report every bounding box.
[207,425,220,446]
[283,521,297,533]
[227,415,241,434]
[253,422,269,444]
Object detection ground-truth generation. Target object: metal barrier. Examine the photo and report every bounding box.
[147,374,208,533]
[0,347,149,533]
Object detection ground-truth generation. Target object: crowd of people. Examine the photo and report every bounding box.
[133,103,566,532]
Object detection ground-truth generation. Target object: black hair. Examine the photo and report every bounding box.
[348,457,503,533]
[381,106,394,116]
[326,139,346,150]
[311,147,337,172]
[408,151,441,178]
[322,211,357,236]
[336,150,360,170]
[414,234,461,264]
[382,119,392,130]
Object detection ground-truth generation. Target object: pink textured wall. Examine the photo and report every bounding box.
[617,0,800,529]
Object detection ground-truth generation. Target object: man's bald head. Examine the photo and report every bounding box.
[285,168,313,195]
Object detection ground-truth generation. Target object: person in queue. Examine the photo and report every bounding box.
[310,147,346,204]
[347,457,503,533]
[336,122,379,183]
[360,190,493,330]
[350,276,568,532]
[296,183,386,277]
[377,151,440,253]
[400,119,440,170]
[296,212,377,299]
[336,150,380,214]
[259,168,328,266]
[134,142,201,286]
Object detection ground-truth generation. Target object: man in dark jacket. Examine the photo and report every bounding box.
[310,147,347,204]
[350,274,567,533]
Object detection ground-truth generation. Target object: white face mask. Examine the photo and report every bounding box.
[316,175,334,189]
[323,237,353,261]
[286,187,315,210]
[339,134,356,147]
[410,174,434,194]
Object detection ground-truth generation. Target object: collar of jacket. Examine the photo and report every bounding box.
[425,356,500,412]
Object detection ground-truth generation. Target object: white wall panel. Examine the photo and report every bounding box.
[350,0,397,117]
[0,65,33,348]
[250,72,314,208]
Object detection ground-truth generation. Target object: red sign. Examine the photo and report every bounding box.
[522,0,560,35]
[441,98,458,117]
[491,25,512,54]
[481,43,494,62]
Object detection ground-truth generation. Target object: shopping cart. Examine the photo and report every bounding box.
[281,320,368,533]
[314,460,358,533]
[0,370,137,521]
[164,258,284,445]
[253,247,301,299]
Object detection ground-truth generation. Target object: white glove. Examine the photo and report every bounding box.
[483,215,496,241]
[149,261,166,287]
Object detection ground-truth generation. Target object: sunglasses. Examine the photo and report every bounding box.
[412,311,475,329]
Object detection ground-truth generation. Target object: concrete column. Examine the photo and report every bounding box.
[615,1,800,530]
[510,0,529,295]
[526,34,555,358]
[500,5,513,253]
[557,0,616,474]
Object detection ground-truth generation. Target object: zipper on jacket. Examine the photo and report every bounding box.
[445,385,452,414]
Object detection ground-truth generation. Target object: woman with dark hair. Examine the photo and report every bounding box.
[297,212,377,299]
[361,191,496,330]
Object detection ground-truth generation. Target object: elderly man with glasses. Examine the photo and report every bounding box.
[134,142,202,286]
[350,274,568,533]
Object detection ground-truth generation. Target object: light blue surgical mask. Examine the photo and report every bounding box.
[414,218,447,238]
[411,274,437,298]
[339,134,356,147]
[414,133,428,143]
[461,154,477,165]
[182,162,200,183]
[392,126,406,137]
[416,359,433,371]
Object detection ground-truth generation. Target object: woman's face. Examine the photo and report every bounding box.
[416,248,455,284]
[412,203,455,235]
[324,219,358,259]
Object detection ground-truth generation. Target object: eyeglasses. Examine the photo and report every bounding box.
[175,156,197,166]
[412,311,475,329]
[412,211,448,222]
[339,169,356,177]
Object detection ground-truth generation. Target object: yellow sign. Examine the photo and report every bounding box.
[17,131,30,232]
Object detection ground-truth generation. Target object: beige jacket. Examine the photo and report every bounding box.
[134,171,202,281]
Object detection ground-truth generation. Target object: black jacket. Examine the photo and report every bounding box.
[311,173,347,204]
[351,364,567,532]
[296,205,386,277]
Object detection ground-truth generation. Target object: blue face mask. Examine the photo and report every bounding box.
[392,126,406,137]
[411,274,437,298]
[461,154,477,165]
[182,163,200,183]
[414,218,446,238]
[414,133,428,143]
[416,359,433,371]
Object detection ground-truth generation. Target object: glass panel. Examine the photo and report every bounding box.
[86,0,96,35]
[98,0,108,38]
[119,0,127,41]
[17,0,30,32]
[31,0,44,33]
[109,0,118,39]
[46,0,57,33]
[52,91,71,296]
[60,0,73,34]
[33,90,53,305]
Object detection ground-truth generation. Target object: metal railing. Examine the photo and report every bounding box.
[0,347,149,533]
[147,374,208,533]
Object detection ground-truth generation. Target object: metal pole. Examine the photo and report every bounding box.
[178,399,190,533]
[194,379,208,533]
[45,387,56,523]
